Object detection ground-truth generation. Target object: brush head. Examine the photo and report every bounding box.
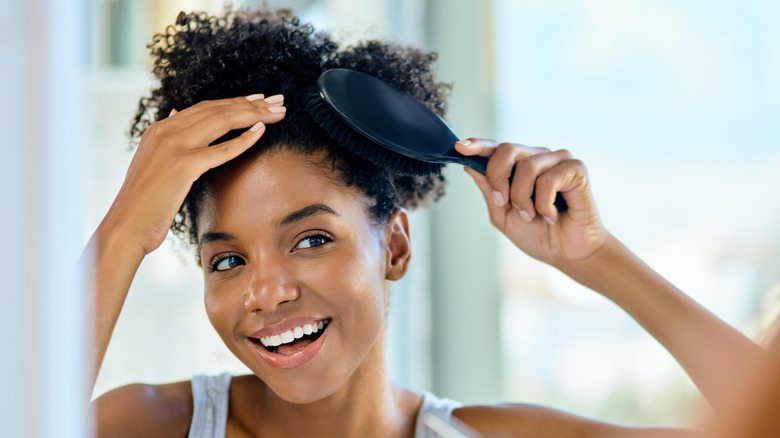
[305,90,443,175]
[306,68,460,175]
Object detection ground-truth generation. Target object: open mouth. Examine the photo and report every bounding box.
[251,318,331,355]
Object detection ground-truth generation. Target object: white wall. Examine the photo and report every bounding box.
[0,0,88,436]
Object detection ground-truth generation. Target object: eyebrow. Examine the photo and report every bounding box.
[279,203,339,227]
[198,232,236,250]
[198,204,339,250]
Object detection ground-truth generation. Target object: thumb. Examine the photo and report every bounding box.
[454,138,499,157]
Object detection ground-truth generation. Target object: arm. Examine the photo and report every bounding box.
[92,381,193,438]
[455,404,700,438]
[456,139,762,413]
[560,235,762,411]
[85,94,286,395]
[704,326,780,437]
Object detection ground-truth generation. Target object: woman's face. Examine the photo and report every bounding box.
[197,149,410,403]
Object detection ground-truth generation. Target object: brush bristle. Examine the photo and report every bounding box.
[305,89,443,175]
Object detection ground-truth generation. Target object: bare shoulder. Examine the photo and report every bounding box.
[453,404,698,438]
[92,380,193,438]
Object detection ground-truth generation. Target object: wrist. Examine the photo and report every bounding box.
[92,212,148,269]
[554,233,625,296]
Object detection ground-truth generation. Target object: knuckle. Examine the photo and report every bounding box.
[515,156,538,174]
[509,193,530,207]
[485,175,506,189]
[144,120,170,137]
[141,123,159,139]
[536,171,555,188]
[557,148,573,158]
[152,122,170,137]
[157,136,176,151]
[496,142,516,154]
[533,146,551,154]
[190,99,213,111]
[215,142,235,156]
[208,105,229,119]
[566,158,587,172]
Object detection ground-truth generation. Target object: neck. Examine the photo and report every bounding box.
[234,332,421,438]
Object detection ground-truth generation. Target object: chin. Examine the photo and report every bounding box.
[264,372,347,405]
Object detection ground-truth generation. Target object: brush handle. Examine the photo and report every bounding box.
[459,154,569,213]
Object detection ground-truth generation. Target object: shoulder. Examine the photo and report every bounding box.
[453,404,695,438]
[92,380,194,438]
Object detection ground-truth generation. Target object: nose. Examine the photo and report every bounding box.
[244,259,300,313]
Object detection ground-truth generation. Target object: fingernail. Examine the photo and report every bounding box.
[249,121,265,132]
[544,216,555,225]
[267,106,286,114]
[169,109,178,117]
[459,139,471,146]
[492,191,505,207]
[518,209,532,223]
[246,93,265,102]
[264,94,284,104]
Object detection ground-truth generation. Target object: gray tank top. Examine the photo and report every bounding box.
[187,373,462,438]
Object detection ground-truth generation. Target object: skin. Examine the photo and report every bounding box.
[704,327,780,438]
[87,94,761,437]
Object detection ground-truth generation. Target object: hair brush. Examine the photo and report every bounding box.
[306,68,568,212]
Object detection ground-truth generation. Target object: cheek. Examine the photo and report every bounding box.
[344,238,387,316]
[204,284,239,339]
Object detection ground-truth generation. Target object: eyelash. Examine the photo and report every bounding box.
[206,232,334,272]
[207,253,245,272]
[293,232,334,251]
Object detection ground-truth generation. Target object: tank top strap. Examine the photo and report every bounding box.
[188,373,232,438]
[414,392,464,438]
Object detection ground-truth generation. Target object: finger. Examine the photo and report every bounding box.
[483,142,548,209]
[509,149,572,222]
[175,101,286,148]
[453,138,499,157]
[168,109,178,117]
[246,93,265,102]
[170,95,255,119]
[167,94,276,122]
[464,166,506,228]
[534,158,588,223]
[196,121,267,171]
[262,94,284,107]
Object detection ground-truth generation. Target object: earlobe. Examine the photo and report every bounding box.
[385,208,411,281]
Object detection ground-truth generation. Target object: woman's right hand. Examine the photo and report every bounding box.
[101,94,286,255]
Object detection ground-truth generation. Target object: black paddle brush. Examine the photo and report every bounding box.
[306,68,568,212]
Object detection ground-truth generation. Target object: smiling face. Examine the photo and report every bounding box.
[196,149,410,404]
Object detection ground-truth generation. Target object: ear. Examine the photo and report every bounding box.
[384,208,411,281]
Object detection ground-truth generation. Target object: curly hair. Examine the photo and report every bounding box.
[130,6,450,257]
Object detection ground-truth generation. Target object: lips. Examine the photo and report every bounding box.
[248,317,331,369]
[258,319,329,351]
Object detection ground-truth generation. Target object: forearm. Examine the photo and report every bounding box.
[558,234,763,411]
[83,216,146,393]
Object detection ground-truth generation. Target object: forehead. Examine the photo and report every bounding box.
[197,150,370,235]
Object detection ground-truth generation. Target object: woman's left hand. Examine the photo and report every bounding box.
[457,138,609,267]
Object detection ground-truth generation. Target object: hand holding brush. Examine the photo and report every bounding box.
[306,68,568,212]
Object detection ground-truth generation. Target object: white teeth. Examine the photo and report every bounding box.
[258,320,329,347]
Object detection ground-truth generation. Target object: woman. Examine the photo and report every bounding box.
[88,6,761,437]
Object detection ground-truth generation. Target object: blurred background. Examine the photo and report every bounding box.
[3,0,779,436]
